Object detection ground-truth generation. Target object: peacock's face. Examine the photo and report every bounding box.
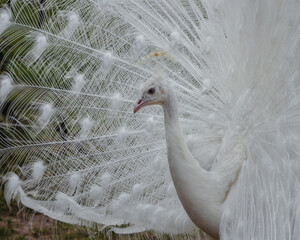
[133,78,167,113]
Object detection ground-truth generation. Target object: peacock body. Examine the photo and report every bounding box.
[0,0,300,239]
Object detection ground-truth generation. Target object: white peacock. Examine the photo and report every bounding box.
[0,0,300,239]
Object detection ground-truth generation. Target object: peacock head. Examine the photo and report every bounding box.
[133,77,168,113]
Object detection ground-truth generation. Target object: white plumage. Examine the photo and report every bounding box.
[0,0,300,239]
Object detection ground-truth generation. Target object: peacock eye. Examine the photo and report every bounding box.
[147,87,155,95]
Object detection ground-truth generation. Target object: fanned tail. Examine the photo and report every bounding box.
[0,0,201,234]
[0,0,300,238]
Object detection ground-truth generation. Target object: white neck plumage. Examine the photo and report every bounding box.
[162,88,222,239]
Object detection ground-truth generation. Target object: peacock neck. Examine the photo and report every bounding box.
[162,89,221,239]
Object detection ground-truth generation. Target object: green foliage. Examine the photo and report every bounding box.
[0,226,15,239]
[0,0,7,8]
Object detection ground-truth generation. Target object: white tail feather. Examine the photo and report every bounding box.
[0,8,10,35]
[0,0,299,238]
[4,173,21,205]
[26,33,48,64]
[60,11,80,37]
[31,161,46,182]
[0,73,13,100]
[38,103,54,126]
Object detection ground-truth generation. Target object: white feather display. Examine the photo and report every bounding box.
[25,33,48,64]
[0,8,10,35]
[0,0,300,239]
[0,73,13,99]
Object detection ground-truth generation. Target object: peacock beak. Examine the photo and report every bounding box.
[133,98,148,113]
